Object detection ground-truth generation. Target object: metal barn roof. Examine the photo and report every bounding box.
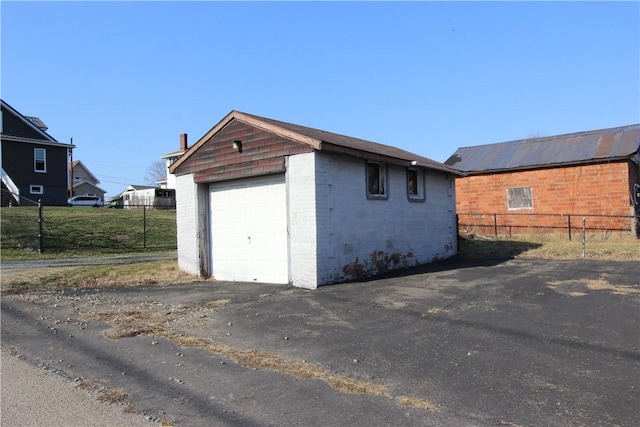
[445,124,640,173]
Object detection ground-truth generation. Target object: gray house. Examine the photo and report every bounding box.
[1,99,75,206]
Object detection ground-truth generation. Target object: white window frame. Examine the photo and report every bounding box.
[366,161,388,200]
[406,168,425,202]
[34,148,47,173]
[30,184,44,195]
[507,187,533,210]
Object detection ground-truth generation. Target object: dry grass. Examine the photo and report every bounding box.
[84,308,392,401]
[547,274,639,297]
[460,234,639,261]
[97,387,128,404]
[396,396,440,412]
[326,376,388,396]
[1,260,200,294]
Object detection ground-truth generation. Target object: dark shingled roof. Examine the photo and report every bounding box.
[172,110,463,176]
[445,124,640,174]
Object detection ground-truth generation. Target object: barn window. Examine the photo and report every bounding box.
[407,168,425,202]
[366,161,388,199]
[30,185,44,195]
[507,187,533,210]
[34,148,47,173]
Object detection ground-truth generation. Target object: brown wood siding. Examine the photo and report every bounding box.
[175,119,314,183]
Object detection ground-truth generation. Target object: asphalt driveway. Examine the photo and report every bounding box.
[2,258,639,426]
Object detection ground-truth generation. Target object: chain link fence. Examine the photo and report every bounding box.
[1,197,176,255]
[457,212,639,260]
[457,212,639,241]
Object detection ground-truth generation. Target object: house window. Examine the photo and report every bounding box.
[366,161,388,199]
[34,148,47,173]
[30,185,44,195]
[407,168,425,202]
[507,187,533,210]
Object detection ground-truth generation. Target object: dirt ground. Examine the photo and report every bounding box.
[2,258,639,426]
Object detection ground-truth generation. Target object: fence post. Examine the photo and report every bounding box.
[581,217,586,257]
[456,214,460,254]
[567,214,572,241]
[493,213,498,237]
[37,199,43,253]
[143,205,147,249]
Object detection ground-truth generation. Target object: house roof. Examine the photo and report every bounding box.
[70,160,100,184]
[71,180,106,194]
[160,149,186,159]
[125,185,158,191]
[170,110,463,176]
[1,99,73,147]
[445,124,640,174]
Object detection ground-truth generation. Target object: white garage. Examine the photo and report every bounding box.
[170,110,462,289]
[209,174,288,284]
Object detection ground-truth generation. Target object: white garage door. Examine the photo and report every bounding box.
[209,174,289,284]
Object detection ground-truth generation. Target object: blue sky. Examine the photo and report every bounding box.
[2,1,638,198]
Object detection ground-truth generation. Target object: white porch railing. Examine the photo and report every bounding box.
[1,167,20,203]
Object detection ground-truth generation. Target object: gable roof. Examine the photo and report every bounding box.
[70,160,100,184]
[445,124,640,174]
[170,110,462,176]
[71,180,106,195]
[1,99,73,148]
[124,185,158,191]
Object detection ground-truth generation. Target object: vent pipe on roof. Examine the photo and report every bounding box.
[180,133,188,151]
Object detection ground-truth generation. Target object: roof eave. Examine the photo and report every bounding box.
[170,110,324,175]
[1,134,75,148]
[461,156,633,175]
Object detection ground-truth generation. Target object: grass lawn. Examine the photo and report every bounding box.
[1,206,177,260]
[459,234,640,261]
[2,207,637,294]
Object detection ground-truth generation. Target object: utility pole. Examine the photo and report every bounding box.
[69,137,74,198]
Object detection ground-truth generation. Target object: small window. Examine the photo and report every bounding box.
[366,161,388,199]
[34,148,47,172]
[407,168,425,202]
[30,185,44,195]
[507,187,533,210]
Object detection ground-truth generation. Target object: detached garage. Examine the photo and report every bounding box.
[170,111,462,289]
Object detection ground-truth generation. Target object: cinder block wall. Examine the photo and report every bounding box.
[456,162,631,215]
[314,152,457,285]
[287,153,319,289]
[175,173,200,276]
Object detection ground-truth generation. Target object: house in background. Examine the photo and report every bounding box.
[445,124,640,236]
[108,184,175,209]
[69,160,106,202]
[159,133,188,189]
[170,110,462,289]
[1,99,74,206]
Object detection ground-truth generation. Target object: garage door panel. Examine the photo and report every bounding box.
[210,175,288,284]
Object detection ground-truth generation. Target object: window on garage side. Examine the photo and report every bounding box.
[407,168,425,202]
[507,187,533,210]
[34,148,47,173]
[366,161,388,199]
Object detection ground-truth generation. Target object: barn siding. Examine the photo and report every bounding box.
[175,120,313,183]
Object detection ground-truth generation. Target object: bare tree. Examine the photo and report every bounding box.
[145,160,167,185]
